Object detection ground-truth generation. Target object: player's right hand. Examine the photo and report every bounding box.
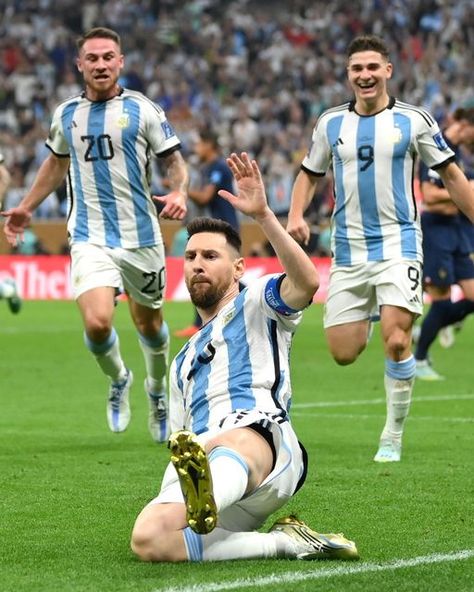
[286,217,311,246]
[1,206,32,246]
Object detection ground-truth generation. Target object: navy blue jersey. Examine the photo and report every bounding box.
[203,158,239,231]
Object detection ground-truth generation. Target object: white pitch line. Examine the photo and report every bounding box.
[290,412,474,423]
[156,549,474,592]
[292,393,474,409]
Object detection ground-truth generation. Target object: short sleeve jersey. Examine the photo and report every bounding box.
[46,88,181,248]
[302,97,455,266]
[168,275,302,436]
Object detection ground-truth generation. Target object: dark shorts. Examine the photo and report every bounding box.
[422,212,474,287]
[460,214,474,252]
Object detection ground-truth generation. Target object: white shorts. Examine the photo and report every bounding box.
[324,259,423,328]
[70,242,166,308]
[148,413,307,532]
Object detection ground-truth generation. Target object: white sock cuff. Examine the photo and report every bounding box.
[208,446,249,476]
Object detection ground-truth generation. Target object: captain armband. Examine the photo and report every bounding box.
[264,275,299,316]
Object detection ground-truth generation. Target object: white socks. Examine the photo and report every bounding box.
[208,447,249,512]
[182,445,283,562]
[84,322,170,390]
[183,526,280,561]
[84,328,127,383]
[138,323,169,395]
[381,356,416,445]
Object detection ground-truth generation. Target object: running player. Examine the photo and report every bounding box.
[1,28,189,441]
[414,107,474,379]
[287,35,474,462]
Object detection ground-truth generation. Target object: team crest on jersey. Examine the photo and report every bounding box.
[391,127,403,143]
[116,114,130,128]
[222,309,236,326]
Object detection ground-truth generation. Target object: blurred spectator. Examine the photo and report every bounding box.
[0,0,472,229]
[11,227,50,255]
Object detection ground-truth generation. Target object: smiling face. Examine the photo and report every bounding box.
[76,37,124,101]
[347,50,392,115]
[184,232,244,315]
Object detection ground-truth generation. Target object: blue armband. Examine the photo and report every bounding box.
[264,275,299,316]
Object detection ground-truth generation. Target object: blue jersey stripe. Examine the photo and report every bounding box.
[326,116,350,265]
[122,98,155,246]
[188,324,213,435]
[392,113,417,258]
[356,117,383,260]
[62,102,89,242]
[88,103,121,247]
[223,291,255,412]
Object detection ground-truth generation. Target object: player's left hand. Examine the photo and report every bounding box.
[153,190,187,220]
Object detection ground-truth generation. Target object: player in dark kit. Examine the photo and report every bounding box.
[414,106,474,379]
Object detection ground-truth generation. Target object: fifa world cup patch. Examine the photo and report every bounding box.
[161,121,176,139]
[433,131,449,151]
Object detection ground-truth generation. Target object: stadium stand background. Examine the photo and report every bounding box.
[0,0,473,254]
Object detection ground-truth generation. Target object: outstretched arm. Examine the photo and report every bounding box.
[1,153,69,246]
[219,152,319,310]
[153,150,189,220]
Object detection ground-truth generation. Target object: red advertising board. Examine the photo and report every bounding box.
[0,255,332,302]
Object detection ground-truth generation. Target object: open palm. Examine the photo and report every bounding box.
[218,152,268,219]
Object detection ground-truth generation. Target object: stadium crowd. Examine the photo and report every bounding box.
[0,0,473,234]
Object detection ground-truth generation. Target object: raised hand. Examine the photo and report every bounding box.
[218,152,270,220]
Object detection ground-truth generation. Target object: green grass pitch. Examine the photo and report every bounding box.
[1,300,473,592]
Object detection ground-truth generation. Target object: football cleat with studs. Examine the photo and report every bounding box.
[168,430,217,534]
[270,515,359,560]
[145,380,169,443]
[107,369,133,432]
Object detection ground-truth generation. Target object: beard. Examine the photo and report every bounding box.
[188,280,228,310]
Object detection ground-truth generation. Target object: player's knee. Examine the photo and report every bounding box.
[130,521,172,562]
[84,315,112,342]
[385,330,410,358]
[330,344,362,365]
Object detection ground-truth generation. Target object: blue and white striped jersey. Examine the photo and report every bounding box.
[46,88,181,248]
[169,275,302,436]
[302,97,455,266]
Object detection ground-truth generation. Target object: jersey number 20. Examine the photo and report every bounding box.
[81,134,114,161]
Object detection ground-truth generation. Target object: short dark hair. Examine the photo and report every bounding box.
[77,27,121,51]
[347,35,390,60]
[452,107,474,125]
[186,217,241,254]
[199,130,220,150]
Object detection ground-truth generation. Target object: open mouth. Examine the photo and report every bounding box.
[358,81,376,89]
